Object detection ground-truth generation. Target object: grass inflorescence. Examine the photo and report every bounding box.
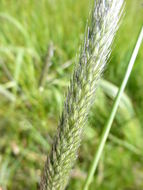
[39,1,124,190]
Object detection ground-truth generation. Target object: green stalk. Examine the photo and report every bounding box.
[83,26,143,190]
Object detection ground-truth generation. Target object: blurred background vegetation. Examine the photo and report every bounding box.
[0,0,143,189]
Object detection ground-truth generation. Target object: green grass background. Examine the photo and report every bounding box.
[0,0,143,189]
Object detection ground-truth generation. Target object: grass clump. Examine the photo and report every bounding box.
[0,0,143,190]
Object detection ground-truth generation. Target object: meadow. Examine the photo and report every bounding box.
[0,0,143,189]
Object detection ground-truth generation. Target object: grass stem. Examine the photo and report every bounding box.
[83,26,143,190]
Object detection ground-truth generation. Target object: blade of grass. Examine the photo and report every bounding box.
[11,50,24,103]
[14,50,24,83]
[39,42,54,88]
[0,46,40,60]
[24,120,50,152]
[100,79,135,116]
[0,12,30,45]
[83,26,143,190]
[0,59,13,81]
[0,84,16,102]
[0,158,10,188]
[109,134,142,156]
